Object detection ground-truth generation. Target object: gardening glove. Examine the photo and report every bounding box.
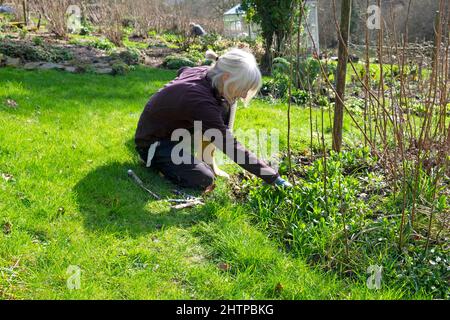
[274,176,293,188]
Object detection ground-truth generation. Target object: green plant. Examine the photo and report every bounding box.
[272,57,290,74]
[162,55,195,70]
[290,88,310,105]
[111,62,132,76]
[260,73,290,99]
[184,45,204,65]
[0,41,73,62]
[112,48,141,65]
[199,32,224,52]
[298,57,321,89]
[70,60,95,74]
[90,38,116,51]
[160,32,182,44]
[0,13,13,32]
[79,17,94,36]
[19,29,28,40]
[240,148,448,299]
[32,36,44,46]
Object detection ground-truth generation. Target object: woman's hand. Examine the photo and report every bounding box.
[274,176,292,188]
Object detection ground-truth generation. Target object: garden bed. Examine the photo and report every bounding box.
[229,149,449,299]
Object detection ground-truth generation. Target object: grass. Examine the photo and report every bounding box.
[0,66,427,299]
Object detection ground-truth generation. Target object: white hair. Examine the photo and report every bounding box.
[205,48,262,105]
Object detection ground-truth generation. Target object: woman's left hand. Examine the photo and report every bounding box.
[274,177,292,188]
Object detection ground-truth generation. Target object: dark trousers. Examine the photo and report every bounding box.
[137,139,215,190]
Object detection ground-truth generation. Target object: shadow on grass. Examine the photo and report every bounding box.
[73,161,213,237]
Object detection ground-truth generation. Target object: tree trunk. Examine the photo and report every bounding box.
[332,0,352,152]
[262,32,274,74]
[22,0,29,26]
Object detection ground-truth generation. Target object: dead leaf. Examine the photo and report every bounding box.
[1,173,14,182]
[2,222,12,235]
[5,99,18,108]
[275,282,284,294]
[218,262,231,272]
[203,184,216,195]
[151,235,160,243]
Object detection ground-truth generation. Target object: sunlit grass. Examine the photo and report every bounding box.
[0,66,424,299]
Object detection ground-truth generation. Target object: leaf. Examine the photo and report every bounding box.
[217,262,231,272]
[203,183,216,195]
[2,222,12,235]
[1,173,15,182]
[5,99,18,108]
[275,282,284,294]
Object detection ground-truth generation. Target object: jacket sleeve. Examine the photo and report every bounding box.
[177,67,189,77]
[192,100,279,184]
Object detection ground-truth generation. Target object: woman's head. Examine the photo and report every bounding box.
[206,48,262,105]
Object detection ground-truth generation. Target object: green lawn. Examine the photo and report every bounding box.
[0,66,422,299]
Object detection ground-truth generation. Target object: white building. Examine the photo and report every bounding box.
[223,4,260,40]
[223,1,320,55]
[305,0,320,56]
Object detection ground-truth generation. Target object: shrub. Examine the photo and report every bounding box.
[323,61,338,83]
[199,32,223,51]
[70,60,95,74]
[298,57,321,89]
[121,18,136,28]
[0,41,73,62]
[185,51,204,65]
[112,62,132,76]
[79,18,94,36]
[160,32,183,45]
[114,48,140,65]
[32,36,44,46]
[273,57,291,74]
[162,55,195,70]
[34,0,71,38]
[68,36,116,52]
[260,73,290,99]
[19,29,28,40]
[0,13,14,33]
[290,89,310,105]
[90,38,116,51]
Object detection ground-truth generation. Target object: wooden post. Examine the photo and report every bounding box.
[332,0,352,152]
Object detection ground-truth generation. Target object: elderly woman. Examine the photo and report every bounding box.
[135,48,291,190]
